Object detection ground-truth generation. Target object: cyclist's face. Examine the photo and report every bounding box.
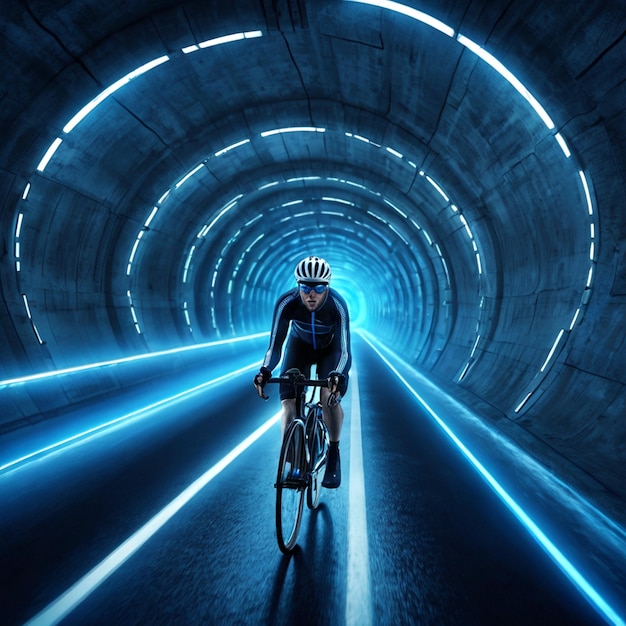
[299,284,328,311]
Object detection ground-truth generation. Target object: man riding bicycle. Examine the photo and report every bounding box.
[254,255,352,488]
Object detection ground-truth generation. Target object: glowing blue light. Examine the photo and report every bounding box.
[456,34,555,130]
[63,56,170,134]
[322,197,354,207]
[143,207,158,228]
[540,329,565,372]
[0,333,269,388]
[200,32,245,48]
[214,138,250,156]
[424,174,450,201]
[260,126,326,137]
[459,213,473,238]
[0,362,263,476]
[128,238,140,265]
[36,137,63,172]
[515,391,533,413]
[183,30,262,54]
[258,181,279,190]
[175,163,204,188]
[579,171,594,216]
[555,132,571,158]
[346,0,562,143]
[345,0,454,37]
[204,195,242,233]
[475,252,482,274]
[182,245,196,283]
[345,131,381,147]
[387,222,409,245]
[22,294,32,319]
[245,234,264,253]
[384,199,407,218]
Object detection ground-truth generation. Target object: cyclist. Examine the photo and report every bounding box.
[254,255,351,488]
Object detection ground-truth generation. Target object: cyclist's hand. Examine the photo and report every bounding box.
[327,371,343,394]
[253,366,272,400]
[327,371,344,406]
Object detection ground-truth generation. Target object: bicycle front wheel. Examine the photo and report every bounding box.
[276,419,306,552]
[307,409,328,510]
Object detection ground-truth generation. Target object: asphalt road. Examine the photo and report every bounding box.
[1,337,624,625]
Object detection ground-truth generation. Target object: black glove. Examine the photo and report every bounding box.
[327,371,344,395]
[253,367,272,398]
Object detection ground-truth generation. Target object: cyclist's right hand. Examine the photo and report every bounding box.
[253,366,272,399]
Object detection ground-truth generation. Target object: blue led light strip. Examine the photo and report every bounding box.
[0,332,268,388]
[0,361,262,475]
[360,330,625,626]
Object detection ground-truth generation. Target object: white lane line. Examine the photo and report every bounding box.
[25,411,282,626]
[345,363,372,626]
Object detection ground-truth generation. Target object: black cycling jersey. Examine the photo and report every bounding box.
[262,287,351,378]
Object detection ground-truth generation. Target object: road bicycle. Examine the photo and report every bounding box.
[264,368,330,553]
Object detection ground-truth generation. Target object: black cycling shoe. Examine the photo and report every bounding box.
[322,444,341,488]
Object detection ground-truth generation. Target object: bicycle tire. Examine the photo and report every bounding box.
[307,408,328,510]
[276,419,306,552]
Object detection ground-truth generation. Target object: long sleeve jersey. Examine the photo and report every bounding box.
[262,288,351,376]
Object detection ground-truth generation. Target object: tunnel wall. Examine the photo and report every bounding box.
[0,0,625,506]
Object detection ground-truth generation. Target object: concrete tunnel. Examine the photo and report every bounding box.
[1,0,625,528]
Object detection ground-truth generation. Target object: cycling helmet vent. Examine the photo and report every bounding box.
[294,255,332,284]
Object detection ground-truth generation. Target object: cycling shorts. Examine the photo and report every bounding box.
[279,334,349,400]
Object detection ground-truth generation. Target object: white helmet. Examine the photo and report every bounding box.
[294,255,332,284]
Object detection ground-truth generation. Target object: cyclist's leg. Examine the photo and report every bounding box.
[318,345,350,488]
[317,345,350,442]
[279,335,313,435]
[280,399,296,438]
[320,388,344,441]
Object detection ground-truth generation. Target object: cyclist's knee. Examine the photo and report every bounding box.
[281,398,296,419]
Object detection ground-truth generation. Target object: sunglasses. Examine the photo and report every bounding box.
[299,283,328,294]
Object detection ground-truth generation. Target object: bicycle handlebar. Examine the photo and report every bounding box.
[255,368,330,401]
[266,376,328,387]
[265,367,329,388]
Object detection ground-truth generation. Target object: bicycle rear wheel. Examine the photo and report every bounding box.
[307,409,328,510]
[276,419,306,552]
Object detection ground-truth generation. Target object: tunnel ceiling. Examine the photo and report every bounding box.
[2,0,626,450]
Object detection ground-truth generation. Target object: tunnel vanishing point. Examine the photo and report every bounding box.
[1,1,625,520]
